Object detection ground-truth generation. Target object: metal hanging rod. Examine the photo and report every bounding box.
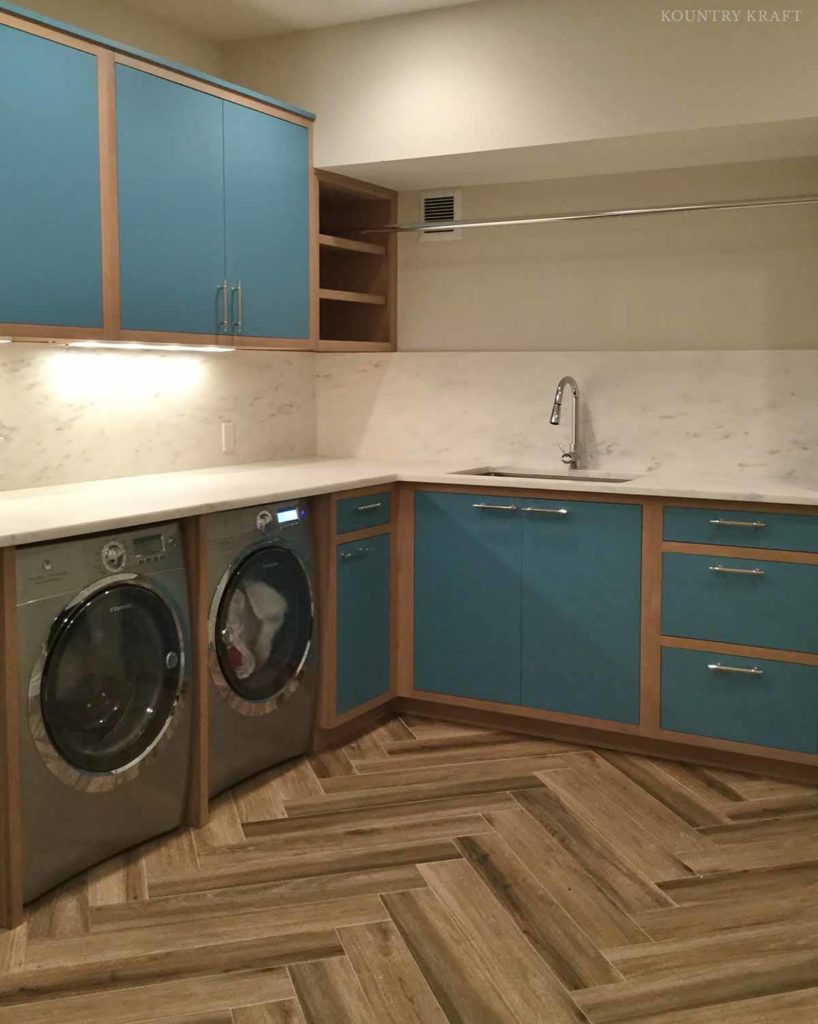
[361,192,818,235]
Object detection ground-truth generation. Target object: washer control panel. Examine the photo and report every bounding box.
[93,525,183,575]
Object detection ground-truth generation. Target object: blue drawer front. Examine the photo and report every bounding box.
[0,25,102,327]
[664,506,818,553]
[661,646,818,754]
[414,491,521,704]
[662,552,818,653]
[336,492,391,534]
[117,65,227,334]
[336,533,391,714]
[521,500,642,724]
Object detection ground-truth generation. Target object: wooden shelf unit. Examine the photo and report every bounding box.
[315,170,397,351]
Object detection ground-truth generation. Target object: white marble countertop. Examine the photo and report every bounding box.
[2,457,818,547]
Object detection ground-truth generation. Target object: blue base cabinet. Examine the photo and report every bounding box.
[414,492,522,704]
[521,500,642,723]
[413,491,642,722]
[0,24,103,329]
[336,533,392,716]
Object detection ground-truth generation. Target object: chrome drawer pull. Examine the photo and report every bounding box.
[709,518,766,528]
[521,506,569,516]
[708,565,765,576]
[472,503,518,511]
[708,662,764,676]
[356,502,383,512]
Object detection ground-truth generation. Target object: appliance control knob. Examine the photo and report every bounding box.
[166,535,176,548]
[101,541,127,572]
[256,510,274,532]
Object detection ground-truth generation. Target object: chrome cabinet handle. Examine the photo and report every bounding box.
[356,502,383,512]
[522,506,569,516]
[709,565,765,576]
[708,662,764,676]
[472,503,518,511]
[232,281,243,334]
[709,518,766,528]
[218,280,228,332]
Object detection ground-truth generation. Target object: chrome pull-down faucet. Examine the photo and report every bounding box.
[550,375,580,469]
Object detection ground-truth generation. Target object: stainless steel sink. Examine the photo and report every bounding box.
[451,466,635,484]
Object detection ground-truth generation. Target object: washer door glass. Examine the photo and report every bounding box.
[40,583,183,774]
[216,546,312,702]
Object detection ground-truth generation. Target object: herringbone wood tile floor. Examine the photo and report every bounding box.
[4,715,818,1023]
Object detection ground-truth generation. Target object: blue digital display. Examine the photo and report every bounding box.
[277,508,299,524]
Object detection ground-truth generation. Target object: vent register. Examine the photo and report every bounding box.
[420,189,462,240]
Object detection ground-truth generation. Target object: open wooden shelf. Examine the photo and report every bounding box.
[316,170,397,351]
[319,233,386,256]
[319,288,386,306]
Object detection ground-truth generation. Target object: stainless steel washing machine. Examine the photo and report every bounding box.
[207,499,317,797]
[16,522,192,902]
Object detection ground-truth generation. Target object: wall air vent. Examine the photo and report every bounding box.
[420,189,462,241]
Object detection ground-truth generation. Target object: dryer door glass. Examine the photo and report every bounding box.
[40,583,183,774]
[216,546,312,702]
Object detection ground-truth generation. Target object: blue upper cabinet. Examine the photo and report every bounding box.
[520,500,642,723]
[414,492,522,705]
[116,65,227,336]
[0,24,102,329]
[223,102,310,340]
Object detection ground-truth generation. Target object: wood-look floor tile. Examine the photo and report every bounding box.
[420,859,586,1022]
[26,876,89,941]
[699,811,818,842]
[398,714,487,740]
[87,849,147,907]
[455,832,621,989]
[726,792,818,820]
[381,728,553,754]
[232,1000,307,1024]
[0,968,294,1024]
[608,919,818,982]
[646,760,741,812]
[308,745,355,779]
[485,807,648,948]
[27,896,386,969]
[0,925,26,974]
[676,833,818,875]
[90,866,426,934]
[382,887,524,1023]
[536,759,695,880]
[242,791,519,841]
[149,840,461,898]
[193,794,245,850]
[339,920,448,1024]
[635,889,818,941]
[659,860,818,907]
[599,752,726,827]
[283,773,548,817]
[620,985,818,1024]
[0,931,341,1007]
[576,949,818,1023]
[513,788,673,913]
[289,956,376,1024]
[352,739,576,772]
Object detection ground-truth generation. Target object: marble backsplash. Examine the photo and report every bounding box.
[0,344,316,490]
[315,350,818,485]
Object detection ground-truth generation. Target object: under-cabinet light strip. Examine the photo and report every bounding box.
[67,341,235,353]
[362,192,818,234]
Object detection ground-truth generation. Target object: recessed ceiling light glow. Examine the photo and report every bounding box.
[67,340,235,353]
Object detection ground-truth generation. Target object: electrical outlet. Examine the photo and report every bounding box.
[220,420,235,454]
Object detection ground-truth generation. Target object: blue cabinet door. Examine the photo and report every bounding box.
[336,533,391,715]
[223,101,310,340]
[521,500,642,723]
[414,492,522,704]
[116,65,226,335]
[0,25,102,327]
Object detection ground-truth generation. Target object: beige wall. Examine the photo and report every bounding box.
[15,0,224,75]
[224,0,818,171]
[396,157,818,351]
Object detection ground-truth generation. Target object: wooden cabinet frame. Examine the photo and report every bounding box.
[0,9,316,352]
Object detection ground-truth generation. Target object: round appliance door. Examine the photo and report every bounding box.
[37,582,184,777]
[214,546,313,706]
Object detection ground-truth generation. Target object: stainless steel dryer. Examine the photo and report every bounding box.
[207,500,317,797]
[16,523,192,902]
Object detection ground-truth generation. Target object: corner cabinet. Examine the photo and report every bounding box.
[0,10,314,348]
[413,491,642,726]
[0,21,105,336]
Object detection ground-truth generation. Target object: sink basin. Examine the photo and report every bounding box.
[451,466,635,484]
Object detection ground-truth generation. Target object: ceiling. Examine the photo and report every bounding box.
[124,0,478,42]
